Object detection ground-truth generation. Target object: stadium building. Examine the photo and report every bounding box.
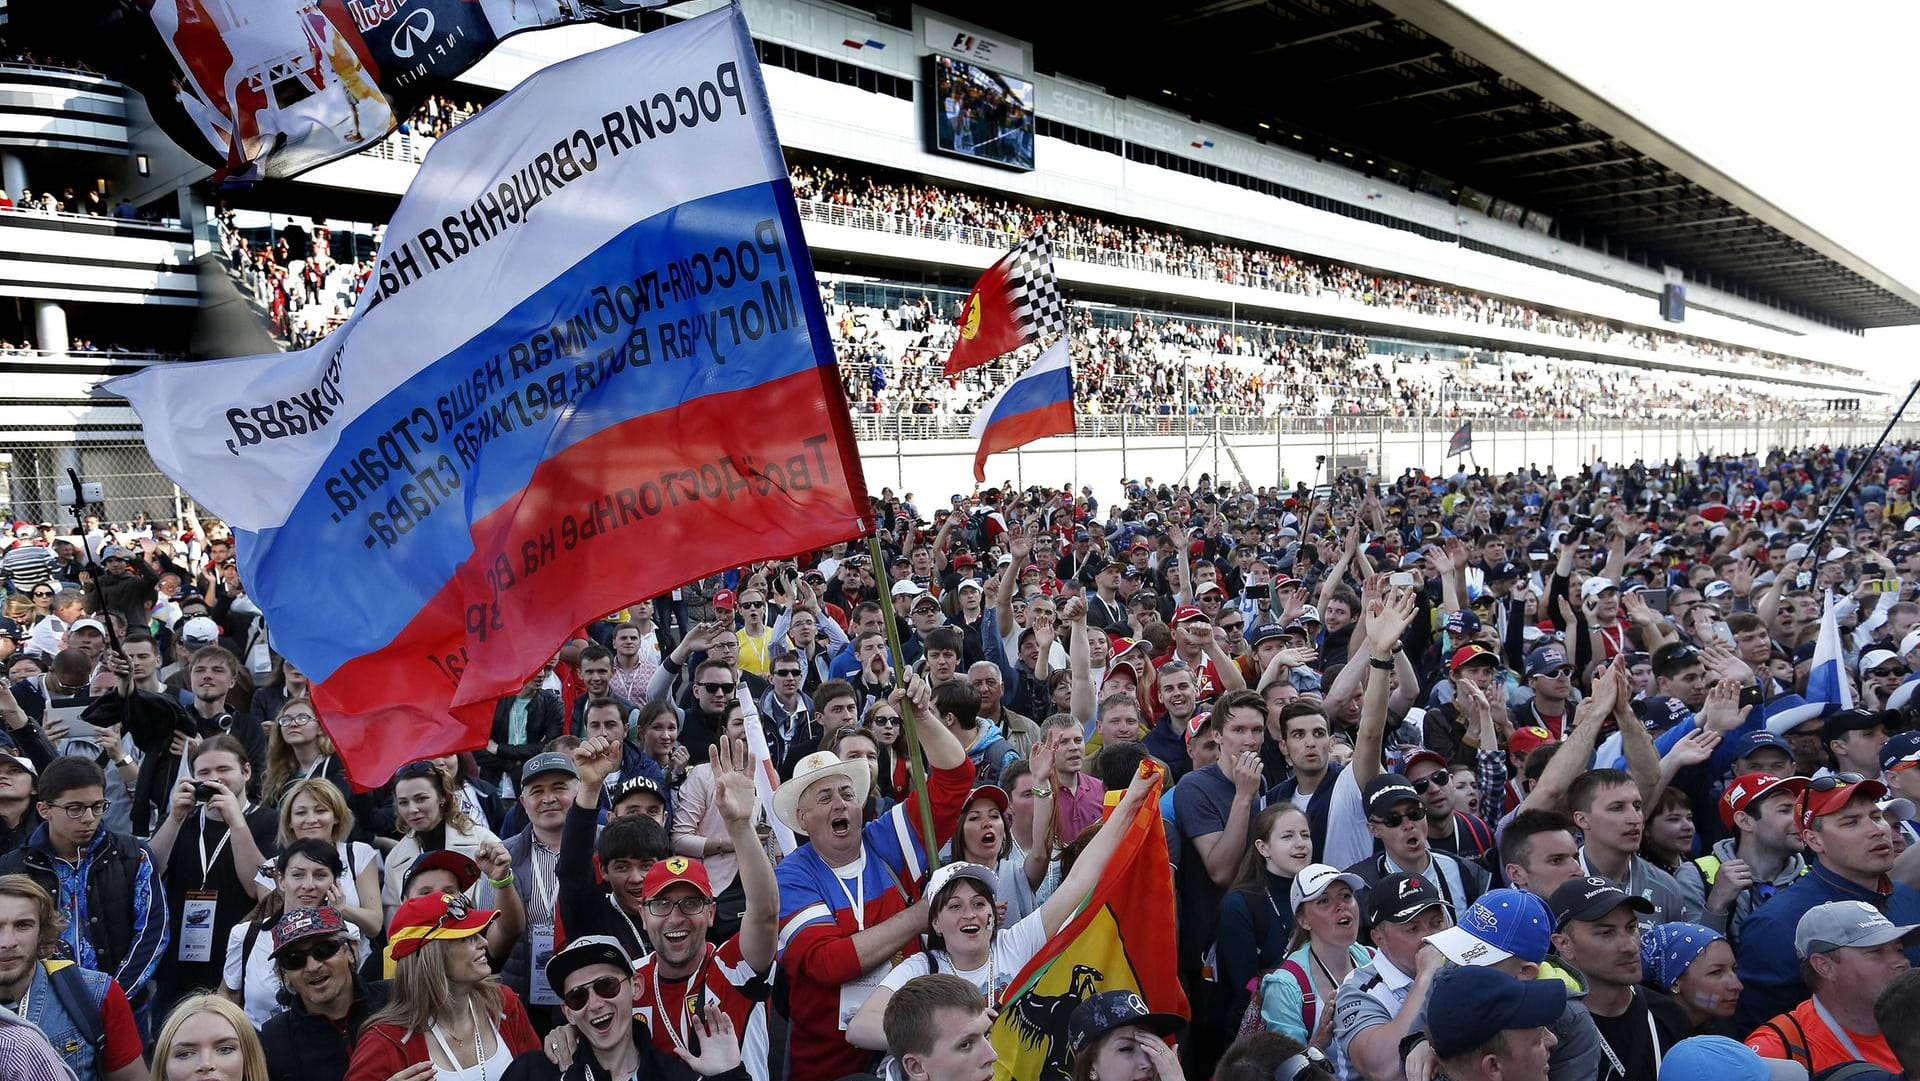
[2,0,1913,519]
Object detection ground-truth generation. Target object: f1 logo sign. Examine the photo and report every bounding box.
[391,7,435,59]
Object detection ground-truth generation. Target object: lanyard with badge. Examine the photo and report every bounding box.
[1592,990,1661,1081]
[653,944,715,1059]
[527,843,562,1006]
[179,809,232,963]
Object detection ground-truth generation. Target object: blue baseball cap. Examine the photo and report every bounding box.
[1636,695,1692,732]
[1883,730,1920,773]
[1428,888,1552,966]
[1728,730,1795,764]
[1525,645,1570,678]
[1760,693,1831,737]
[1425,966,1566,1058]
[1443,609,1482,637]
[1658,1035,1808,1081]
[1640,922,1725,992]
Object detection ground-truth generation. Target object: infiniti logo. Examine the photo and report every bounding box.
[391,7,435,59]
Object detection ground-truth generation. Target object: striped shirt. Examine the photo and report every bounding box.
[0,544,56,594]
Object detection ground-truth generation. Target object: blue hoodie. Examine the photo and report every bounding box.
[1731,859,1920,1033]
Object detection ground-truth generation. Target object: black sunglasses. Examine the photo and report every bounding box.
[772,669,803,678]
[277,937,347,970]
[1371,810,1420,829]
[697,681,736,694]
[562,973,628,1011]
[1408,774,1447,794]
[1808,771,1866,793]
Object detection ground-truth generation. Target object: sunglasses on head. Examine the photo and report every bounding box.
[1807,771,1866,793]
[276,937,347,970]
[562,973,628,1011]
[1371,810,1420,829]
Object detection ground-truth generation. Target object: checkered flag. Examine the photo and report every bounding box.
[1005,233,1067,342]
[944,231,1068,376]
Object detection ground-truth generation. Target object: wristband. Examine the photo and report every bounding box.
[1368,656,1394,671]
[487,872,515,889]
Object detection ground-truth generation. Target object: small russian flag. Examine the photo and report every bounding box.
[970,337,1075,481]
[1807,589,1855,711]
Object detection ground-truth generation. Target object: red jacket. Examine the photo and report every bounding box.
[344,985,541,1081]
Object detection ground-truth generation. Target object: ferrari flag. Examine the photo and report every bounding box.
[989,769,1187,1081]
[107,6,868,787]
[943,232,1067,376]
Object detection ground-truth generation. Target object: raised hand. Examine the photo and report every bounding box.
[1667,727,1722,768]
[1275,645,1318,670]
[674,1007,743,1077]
[571,734,623,793]
[1695,679,1750,734]
[712,735,758,825]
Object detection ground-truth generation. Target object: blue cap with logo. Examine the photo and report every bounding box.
[1636,695,1692,732]
[1525,645,1570,678]
[1443,609,1482,637]
[1729,730,1796,764]
[1427,888,1552,966]
[1425,965,1566,1058]
[1882,730,1920,773]
[1065,990,1183,1056]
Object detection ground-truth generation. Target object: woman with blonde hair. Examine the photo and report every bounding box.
[383,761,501,917]
[272,778,382,935]
[345,892,540,1081]
[262,698,351,805]
[154,994,268,1081]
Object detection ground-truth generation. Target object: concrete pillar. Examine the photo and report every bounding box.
[0,152,25,202]
[34,301,68,354]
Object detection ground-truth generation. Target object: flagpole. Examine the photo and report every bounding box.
[865,531,941,872]
[1799,379,1920,564]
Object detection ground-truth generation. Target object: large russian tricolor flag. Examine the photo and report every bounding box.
[970,337,1074,482]
[107,6,869,787]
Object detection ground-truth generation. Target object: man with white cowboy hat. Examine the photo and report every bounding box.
[771,675,976,1081]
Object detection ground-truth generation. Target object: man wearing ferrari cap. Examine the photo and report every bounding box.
[1733,772,1920,1033]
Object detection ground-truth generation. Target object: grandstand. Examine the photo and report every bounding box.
[2,0,1916,519]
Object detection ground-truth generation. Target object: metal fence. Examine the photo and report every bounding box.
[0,442,184,527]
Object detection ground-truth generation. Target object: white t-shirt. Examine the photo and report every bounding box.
[879,907,1050,1006]
[223,917,365,1027]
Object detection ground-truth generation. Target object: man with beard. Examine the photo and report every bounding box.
[0,874,144,1081]
[260,906,391,1081]
[1545,877,1685,1081]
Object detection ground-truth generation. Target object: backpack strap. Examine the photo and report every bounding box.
[43,961,105,1061]
[1279,959,1316,1033]
[1762,1016,1813,1072]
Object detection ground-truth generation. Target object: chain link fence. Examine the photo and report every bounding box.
[0,441,184,526]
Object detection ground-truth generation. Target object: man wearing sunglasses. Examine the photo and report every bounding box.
[626,737,776,1081]
[507,935,746,1081]
[1733,772,1920,1034]
[1344,774,1487,923]
[260,906,388,1081]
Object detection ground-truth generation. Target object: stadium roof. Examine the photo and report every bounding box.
[904,0,1920,330]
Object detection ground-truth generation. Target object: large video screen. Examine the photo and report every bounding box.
[927,54,1035,171]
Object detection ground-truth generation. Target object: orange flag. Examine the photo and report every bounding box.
[988,769,1188,1081]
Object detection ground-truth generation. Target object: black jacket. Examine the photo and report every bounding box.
[90,688,266,833]
[555,804,652,962]
[478,691,564,785]
[260,977,392,1081]
[0,826,160,999]
[500,1026,750,1081]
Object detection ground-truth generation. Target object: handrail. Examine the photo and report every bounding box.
[0,204,186,233]
[793,198,1857,385]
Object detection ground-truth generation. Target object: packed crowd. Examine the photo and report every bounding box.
[9,437,1920,1081]
[792,163,1847,382]
[827,288,1860,422]
[217,211,371,349]
[0,339,182,359]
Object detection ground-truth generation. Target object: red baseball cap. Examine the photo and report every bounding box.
[1795,776,1888,834]
[712,589,737,611]
[1172,605,1207,625]
[1448,644,1499,672]
[1401,749,1448,775]
[1507,726,1558,759]
[1720,772,1809,831]
[642,856,713,900]
[965,785,1011,815]
[1185,711,1212,743]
